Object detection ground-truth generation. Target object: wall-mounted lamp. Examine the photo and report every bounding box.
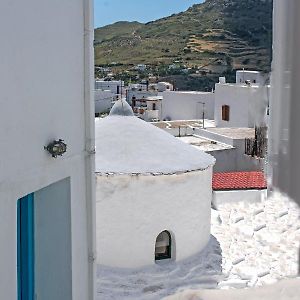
[44,139,67,158]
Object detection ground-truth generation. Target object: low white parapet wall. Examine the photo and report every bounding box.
[212,189,267,209]
[163,278,300,300]
[195,128,235,146]
[161,126,195,137]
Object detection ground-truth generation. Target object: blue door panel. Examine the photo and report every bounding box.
[17,194,34,300]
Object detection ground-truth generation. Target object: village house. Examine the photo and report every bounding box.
[161,90,215,121]
[192,127,266,173]
[126,82,159,105]
[132,95,163,121]
[212,171,267,209]
[214,75,269,128]
[95,79,125,98]
[0,0,95,299]
[157,81,174,92]
[95,100,215,268]
[154,70,268,126]
[236,70,269,86]
[153,123,265,174]
[94,89,116,115]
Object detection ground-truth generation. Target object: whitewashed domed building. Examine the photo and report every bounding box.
[95,100,215,268]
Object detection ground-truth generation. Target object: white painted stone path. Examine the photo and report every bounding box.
[97,191,300,299]
[212,191,300,290]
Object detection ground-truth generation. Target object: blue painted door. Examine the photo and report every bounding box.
[17,194,34,300]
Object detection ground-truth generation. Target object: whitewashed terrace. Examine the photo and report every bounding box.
[97,191,300,299]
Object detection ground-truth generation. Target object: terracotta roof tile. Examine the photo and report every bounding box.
[213,171,267,191]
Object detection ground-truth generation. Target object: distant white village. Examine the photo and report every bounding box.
[94,69,300,299]
[95,70,268,175]
[96,70,268,125]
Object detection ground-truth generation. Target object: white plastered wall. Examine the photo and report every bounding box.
[214,84,268,128]
[212,189,267,209]
[162,91,215,121]
[0,0,95,299]
[96,168,212,268]
[0,158,90,300]
[236,71,266,85]
[95,81,124,94]
[95,90,114,114]
[211,148,263,173]
[127,90,158,104]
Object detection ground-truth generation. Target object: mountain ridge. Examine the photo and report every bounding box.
[94,0,272,90]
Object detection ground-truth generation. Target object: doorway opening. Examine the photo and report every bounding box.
[155,230,171,261]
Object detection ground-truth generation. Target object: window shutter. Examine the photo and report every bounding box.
[222,105,230,121]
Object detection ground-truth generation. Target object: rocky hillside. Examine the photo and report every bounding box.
[94,0,272,74]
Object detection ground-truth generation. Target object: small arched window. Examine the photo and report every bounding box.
[155,231,171,261]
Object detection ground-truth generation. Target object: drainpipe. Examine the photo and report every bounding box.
[83,0,96,299]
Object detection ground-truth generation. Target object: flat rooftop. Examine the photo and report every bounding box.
[164,91,213,95]
[152,119,215,129]
[205,128,255,139]
[178,135,233,152]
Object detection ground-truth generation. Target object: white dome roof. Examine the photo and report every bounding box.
[109,99,134,116]
[95,102,215,175]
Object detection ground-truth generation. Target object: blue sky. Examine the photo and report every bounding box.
[94,0,204,28]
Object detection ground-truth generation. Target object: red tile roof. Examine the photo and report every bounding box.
[213,171,267,191]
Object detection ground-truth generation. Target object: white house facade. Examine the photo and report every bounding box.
[95,90,115,114]
[0,1,95,299]
[157,82,174,92]
[162,91,215,121]
[127,89,158,105]
[214,82,269,128]
[134,64,147,72]
[131,96,163,121]
[95,80,124,96]
[95,100,215,268]
[236,70,269,85]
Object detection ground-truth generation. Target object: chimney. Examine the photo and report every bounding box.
[219,77,226,84]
